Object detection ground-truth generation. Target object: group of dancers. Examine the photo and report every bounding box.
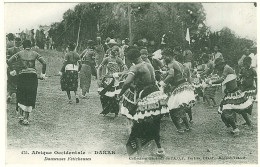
[6,37,257,156]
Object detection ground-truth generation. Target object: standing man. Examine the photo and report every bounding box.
[6,37,23,102]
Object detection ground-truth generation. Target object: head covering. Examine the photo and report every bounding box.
[108,39,118,46]
[140,48,148,55]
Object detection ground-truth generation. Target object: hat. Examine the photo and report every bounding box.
[140,49,148,55]
[108,39,118,46]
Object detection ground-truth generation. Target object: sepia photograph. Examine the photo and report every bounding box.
[3,0,258,165]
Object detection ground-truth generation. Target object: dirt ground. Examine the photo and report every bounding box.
[6,49,258,164]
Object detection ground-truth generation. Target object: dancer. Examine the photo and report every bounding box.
[7,40,47,125]
[200,54,217,108]
[209,58,254,136]
[60,43,81,104]
[160,48,196,133]
[97,45,127,117]
[119,47,168,156]
[6,37,23,102]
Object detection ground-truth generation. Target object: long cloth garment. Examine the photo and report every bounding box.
[16,73,38,112]
[61,69,78,91]
[60,51,80,91]
[121,85,168,155]
[79,64,92,93]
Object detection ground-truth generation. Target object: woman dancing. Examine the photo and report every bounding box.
[160,48,196,133]
[119,47,168,156]
[97,45,127,117]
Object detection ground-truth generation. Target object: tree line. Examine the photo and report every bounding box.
[6,3,256,68]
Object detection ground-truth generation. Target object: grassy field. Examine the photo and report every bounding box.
[6,49,258,164]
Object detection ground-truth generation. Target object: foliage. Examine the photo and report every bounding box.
[47,3,207,52]
[42,2,255,66]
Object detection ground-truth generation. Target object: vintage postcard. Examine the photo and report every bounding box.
[2,0,258,166]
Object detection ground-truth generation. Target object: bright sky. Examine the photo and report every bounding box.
[4,3,78,33]
[203,3,257,41]
[4,2,257,41]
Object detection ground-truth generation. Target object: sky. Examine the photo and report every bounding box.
[4,3,78,33]
[202,2,257,41]
[4,2,257,41]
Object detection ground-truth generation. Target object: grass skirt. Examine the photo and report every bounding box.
[218,89,254,115]
[98,78,123,115]
[168,82,196,110]
[121,85,169,121]
[121,85,168,155]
